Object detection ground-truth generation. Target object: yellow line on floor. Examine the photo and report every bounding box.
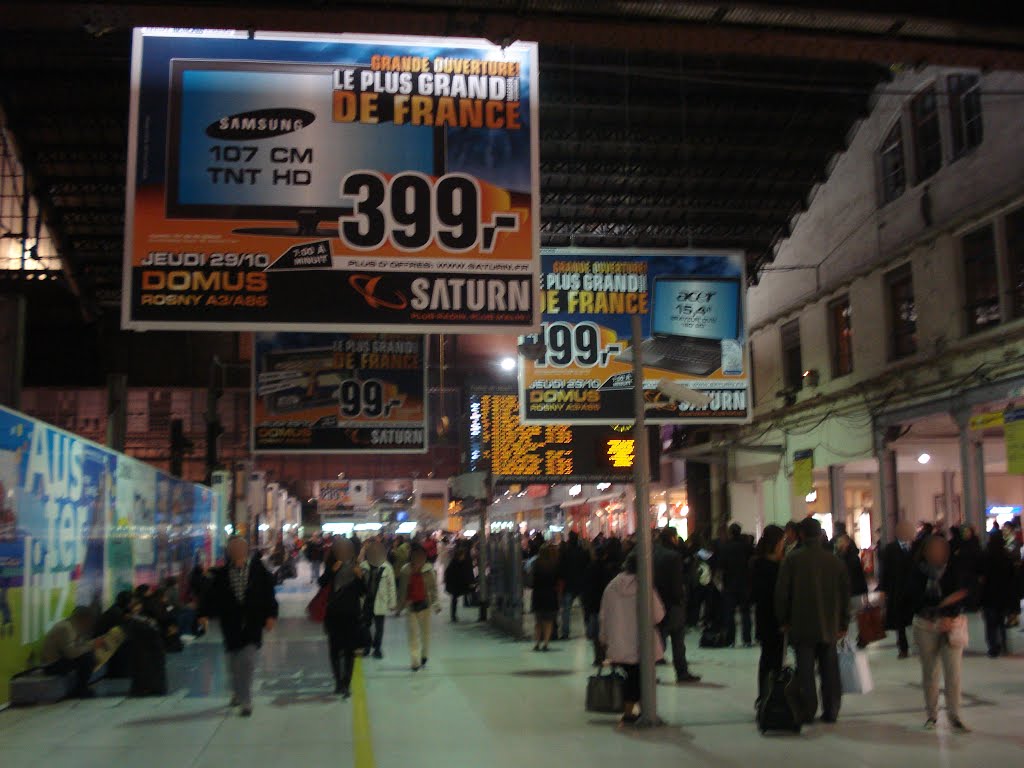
[352,657,376,768]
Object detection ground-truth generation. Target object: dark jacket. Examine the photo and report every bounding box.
[558,541,591,596]
[445,555,475,597]
[582,558,616,617]
[199,556,279,651]
[879,540,914,629]
[319,562,367,645]
[953,536,983,609]
[840,546,868,597]
[775,539,850,644]
[531,563,560,614]
[653,542,686,608]
[903,561,969,620]
[980,545,1017,613]
[751,557,781,642]
[717,535,753,596]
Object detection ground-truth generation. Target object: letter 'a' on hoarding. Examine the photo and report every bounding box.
[123,29,540,333]
[251,332,428,454]
[518,249,750,425]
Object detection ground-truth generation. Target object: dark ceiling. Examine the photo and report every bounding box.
[1,1,1021,385]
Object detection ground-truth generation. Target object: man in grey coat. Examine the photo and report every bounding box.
[775,517,850,724]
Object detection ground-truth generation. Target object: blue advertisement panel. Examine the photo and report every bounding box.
[252,332,428,453]
[518,249,749,424]
[0,405,220,704]
[124,30,539,333]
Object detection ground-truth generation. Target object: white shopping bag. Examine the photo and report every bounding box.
[838,639,873,694]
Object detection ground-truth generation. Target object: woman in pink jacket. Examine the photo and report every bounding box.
[599,552,666,725]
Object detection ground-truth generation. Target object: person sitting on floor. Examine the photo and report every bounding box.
[40,606,105,698]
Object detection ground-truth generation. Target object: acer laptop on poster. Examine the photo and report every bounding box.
[619,275,742,376]
[166,59,445,236]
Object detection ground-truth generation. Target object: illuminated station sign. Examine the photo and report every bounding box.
[467,391,659,483]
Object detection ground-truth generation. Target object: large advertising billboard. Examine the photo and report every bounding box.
[467,391,660,483]
[124,29,539,333]
[252,332,428,453]
[0,405,219,705]
[519,249,749,424]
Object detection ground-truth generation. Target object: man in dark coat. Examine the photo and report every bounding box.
[654,527,700,683]
[717,523,754,646]
[557,531,590,640]
[775,517,850,724]
[198,536,278,717]
[879,520,915,659]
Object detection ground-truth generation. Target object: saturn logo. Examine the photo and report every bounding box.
[348,274,408,311]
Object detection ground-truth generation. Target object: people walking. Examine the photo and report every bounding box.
[557,531,590,639]
[775,517,850,724]
[305,534,324,584]
[599,552,666,726]
[444,543,476,623]
[397,545,440,671]
[361,541,397,659]
[879,521,915,659]
[530,544,560,651]
[653,527,700,684]
[834,534,868,646]
[905,534,971,731]
[198,536,278,717]
[582,539,620,666]
[980,531,1015,658]
[317,537,366,698]
[717,523,754,647]
[751,525,786,708]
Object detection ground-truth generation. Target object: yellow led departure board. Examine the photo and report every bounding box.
[467,392,658,482]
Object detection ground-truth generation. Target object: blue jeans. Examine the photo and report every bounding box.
[560,592,579,639]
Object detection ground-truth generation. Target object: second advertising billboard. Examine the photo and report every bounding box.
[252,332,428,453]
[519,249,749,424]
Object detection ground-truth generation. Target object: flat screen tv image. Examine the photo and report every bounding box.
[650,275,742,342]
[166,59,445,235]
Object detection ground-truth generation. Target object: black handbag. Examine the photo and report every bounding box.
[585,665,625,713]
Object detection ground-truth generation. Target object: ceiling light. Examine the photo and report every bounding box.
[499,357,516,371]
[805,490,817,503]
[917,453,931,465]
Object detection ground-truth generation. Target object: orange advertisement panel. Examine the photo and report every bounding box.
[124,30,539,332]
[519,249,749,424]
[252,332,427,453]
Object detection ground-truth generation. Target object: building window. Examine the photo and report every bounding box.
[962,224,1000,334]
[879,121,906,204]
[886,264,917,360]
[828,296,853,377]
[948,73,983,158]
[780,319,802,391]
[910,86,943,182]
[1007,207,1024,319]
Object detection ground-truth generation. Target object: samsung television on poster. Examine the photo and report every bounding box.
[123,29,540,333]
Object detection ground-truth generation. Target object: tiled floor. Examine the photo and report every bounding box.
[3,582,1023,768]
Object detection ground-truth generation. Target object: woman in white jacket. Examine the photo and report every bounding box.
[599,552,665,725]
[361,541,397,659]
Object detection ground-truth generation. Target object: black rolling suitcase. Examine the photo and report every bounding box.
[757,666,802,734]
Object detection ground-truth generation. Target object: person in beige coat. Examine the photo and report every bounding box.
[397,545,441,671]
[599,552,665,725]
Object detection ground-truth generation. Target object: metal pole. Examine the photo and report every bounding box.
[630,314,660,727]
[478,476,492,622]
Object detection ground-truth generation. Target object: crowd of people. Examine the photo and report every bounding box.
[39,514,1023,730]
